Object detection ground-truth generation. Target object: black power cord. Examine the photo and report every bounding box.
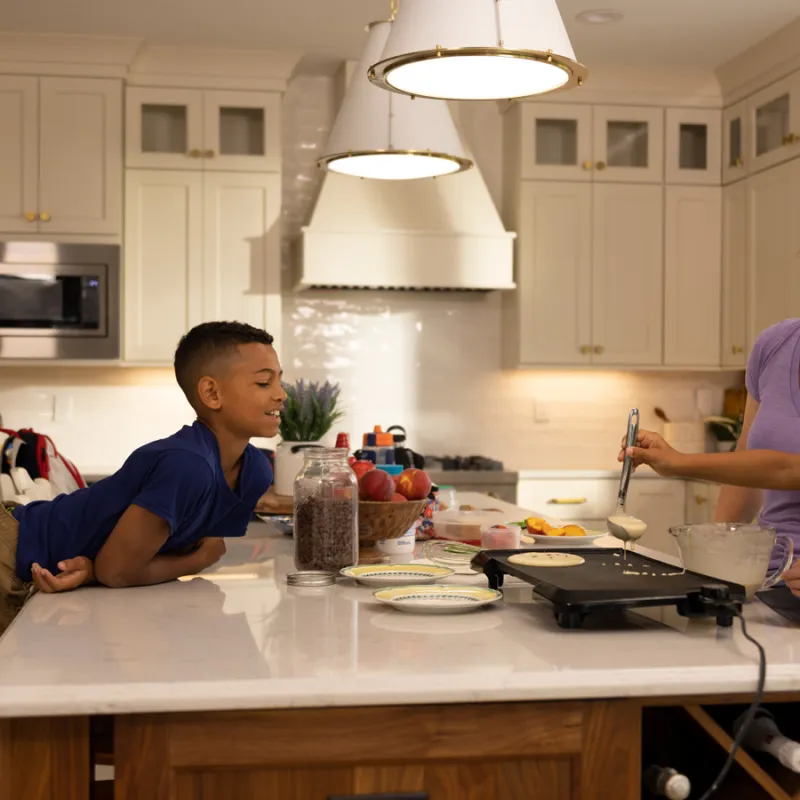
[696,608,767,800]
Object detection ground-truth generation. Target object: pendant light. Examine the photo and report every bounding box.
[368,0,587,101]
[317,19,472,180]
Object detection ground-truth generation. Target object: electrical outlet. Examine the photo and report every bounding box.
[53,393,74,423]
[534,402,549,423]
[695,389,716,418]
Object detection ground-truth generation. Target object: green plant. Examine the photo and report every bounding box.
[279,379,344,442]
[704,415,743,443]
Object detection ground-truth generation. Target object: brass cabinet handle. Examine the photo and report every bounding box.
[731,345,744,355]
[594,345,605,354]
[547,498,588,505]
[24,211,37,222]
[582,160,593,170]
[695,494,708,506]
[39,212,51,223]
[732,157,744,167]
[783,133,799,146]
[596,161,607,171]
[204,149,215,159]
[188,149,202,158]
[580,345,592,355]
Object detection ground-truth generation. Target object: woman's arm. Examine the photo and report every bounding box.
[714,394,764,523]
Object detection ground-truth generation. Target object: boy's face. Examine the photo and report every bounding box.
[198,343,286,439]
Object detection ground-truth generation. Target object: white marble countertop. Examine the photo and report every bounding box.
[0,493,794,718]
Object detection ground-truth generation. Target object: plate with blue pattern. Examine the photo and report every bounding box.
[372,584,502,614]
[341,564,454,587]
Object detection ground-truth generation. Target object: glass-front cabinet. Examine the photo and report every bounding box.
[126,87,281,172]
[722,101,748,184]
[665,108,721,185]
[592,106,664,183]
[520,103,593,181]
[747,74,800,174]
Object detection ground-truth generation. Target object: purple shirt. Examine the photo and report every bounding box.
[746,318,800,563]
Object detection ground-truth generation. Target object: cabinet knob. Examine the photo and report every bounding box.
[695,494,708,505]
[188,149,202,158]
[580,344,592,355]
[39,212,51,223]
[582,160,593,171]
[733,157,744,168]
[596,161,607,171]
[731,345,744,355]
[24,212,37,223]
[783,133,799,146]
[204,149,215,159]
[594,345,604,354]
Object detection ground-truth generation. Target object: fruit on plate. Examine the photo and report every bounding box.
[391,493,408,503]
[545,526,567,537]
[396,468,432,501]
[526,517,553,535]
[562,524,586,537]
[351,460,375,481]
[359,469,395,502]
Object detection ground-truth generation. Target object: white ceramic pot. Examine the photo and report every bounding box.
[274,441,323,497]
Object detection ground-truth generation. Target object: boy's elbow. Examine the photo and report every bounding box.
[94,561,136,588]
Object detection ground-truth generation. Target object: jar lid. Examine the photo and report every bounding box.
[286,571,336,587]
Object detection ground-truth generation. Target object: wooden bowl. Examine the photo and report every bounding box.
[358,499,428,563]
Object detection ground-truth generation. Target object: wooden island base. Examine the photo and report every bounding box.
[4,696,800,800]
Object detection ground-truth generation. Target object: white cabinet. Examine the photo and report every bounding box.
[665,108,721,185]
[748,74,800,174]
[663,186,722,367]
[685,481,721,525]
[746,160,800,351]
[721,182,748,366]
[591,184,664,365]
[0,76,121,235]
[514,181,592,365]
[723,101,748,184]
[126,87,281,173]
[520,103,663,183]
[124,170,281,363]
[0,76,37,233]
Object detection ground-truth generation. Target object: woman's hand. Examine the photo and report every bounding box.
[618,430,684,477]
[782,562,800,598]
[31,557,94,593]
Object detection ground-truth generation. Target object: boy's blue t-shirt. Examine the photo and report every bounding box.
[13,421,273,581]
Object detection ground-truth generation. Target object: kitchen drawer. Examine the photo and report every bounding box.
[517,478,617,521]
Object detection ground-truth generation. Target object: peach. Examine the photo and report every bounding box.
[391,493,409,503]
[396,468,432,501]
[359,469,394,502]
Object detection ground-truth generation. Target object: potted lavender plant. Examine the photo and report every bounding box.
[273,379,344,496]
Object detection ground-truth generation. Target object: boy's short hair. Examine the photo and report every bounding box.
[174,321,275,407]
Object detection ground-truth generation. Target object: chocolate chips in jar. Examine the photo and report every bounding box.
[294,495,358,572]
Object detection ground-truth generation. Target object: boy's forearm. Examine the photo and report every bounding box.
[97,550,207,588]
[673,450,800,491]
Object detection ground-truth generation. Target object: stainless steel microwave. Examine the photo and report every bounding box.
[0,242,120,360]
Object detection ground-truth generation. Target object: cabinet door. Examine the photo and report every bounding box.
[748,74,800,174]
[591,184,663,365]
[626,479,686,558]
[519,103,593,181]
[516,181,592,365]
[203,91,281,172]
[593,106,664,183]
[38,77,122,235]
[0,76,38,234]
[665,108,721,186]
[721,182,748,366]
[125,87,204,169]
[746,161,800,351]
[202,172,281,331]
[685,481,721,525]
[663,186,721,367]
[124,170,204,363]
[722,101,749,184]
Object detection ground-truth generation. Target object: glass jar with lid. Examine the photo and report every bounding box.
[293,448,358,573]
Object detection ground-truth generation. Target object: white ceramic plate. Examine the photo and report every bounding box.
[373,584,502,615]
[341,564,455,587]
[521,531,607,548]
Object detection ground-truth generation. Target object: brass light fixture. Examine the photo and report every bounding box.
[368,0,587,101]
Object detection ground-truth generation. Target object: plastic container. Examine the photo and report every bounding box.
[434,485,457,512]
[377,464,403,477]
[293,448,358,573]
[377,522,417,555]
[481,524,521,550]
[432,509,509,543]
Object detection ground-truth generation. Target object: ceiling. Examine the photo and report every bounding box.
[1,0,799,70]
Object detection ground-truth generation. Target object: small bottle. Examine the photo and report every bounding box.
[735,707,800,773]
[643,765,691,800]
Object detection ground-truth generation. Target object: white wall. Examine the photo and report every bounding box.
[0,73,741,475]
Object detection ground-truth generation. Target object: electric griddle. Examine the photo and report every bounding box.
[472,547,746,629]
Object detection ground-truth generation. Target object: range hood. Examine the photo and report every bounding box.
[296,139,516,292]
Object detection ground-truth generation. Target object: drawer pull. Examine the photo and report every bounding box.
[546,497,588,505]
[329,795,429,800]
[695,494,708,505]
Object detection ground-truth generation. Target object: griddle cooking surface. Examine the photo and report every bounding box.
[473,548,746,627]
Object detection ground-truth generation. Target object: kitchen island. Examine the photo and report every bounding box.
[0,494,798,800]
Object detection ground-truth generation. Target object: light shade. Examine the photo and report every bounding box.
[318,20,472,180]
[368,0,587,101]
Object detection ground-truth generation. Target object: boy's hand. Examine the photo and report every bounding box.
[195,537,226,569]
[618,430,683,477]
[31,557,94,594]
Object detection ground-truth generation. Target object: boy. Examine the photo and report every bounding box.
[620,429,800,596]
[0,321,285,635]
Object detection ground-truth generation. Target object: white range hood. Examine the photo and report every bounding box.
[296,103,516,291]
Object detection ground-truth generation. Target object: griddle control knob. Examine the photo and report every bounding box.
[700,584,731,605]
